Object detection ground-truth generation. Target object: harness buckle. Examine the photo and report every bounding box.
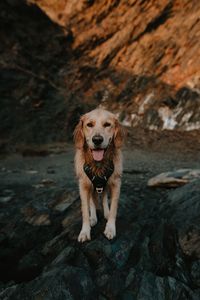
[96,187,103,194]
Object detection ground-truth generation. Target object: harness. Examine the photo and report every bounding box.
[84,161,114,194]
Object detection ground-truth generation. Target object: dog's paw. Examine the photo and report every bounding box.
[104,221,116,240]
[78,227,91,243]
[90,216,97,227]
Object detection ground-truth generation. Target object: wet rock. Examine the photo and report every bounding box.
[191,260,200,287]
[82,221,141,267]
[46,167,55,174]
[136,271,199,300]
[0,189,15,203]
[124,269,200,299]
[17,250,44,282]
[32,178,56,189]
[148,169,200,188]
[49,190,79,212]
[25,169,38,175]
[96,270,124,299]
[49,246,75,267]
[179,230,200,258]
[1,153,200,298]
[0,266,97,300]
[166,179,200,258]
[41,229,70,256]
[21,206,51,226]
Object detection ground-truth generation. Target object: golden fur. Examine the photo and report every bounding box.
[74,108,123,242]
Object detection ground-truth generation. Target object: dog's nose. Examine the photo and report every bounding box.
[92,135,103,146]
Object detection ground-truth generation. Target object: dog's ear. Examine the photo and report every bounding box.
[114,120,124,148]
[73,118,84,149]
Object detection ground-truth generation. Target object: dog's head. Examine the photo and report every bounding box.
[74,108,124,161]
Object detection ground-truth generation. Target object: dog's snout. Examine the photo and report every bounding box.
[92,135,103,146]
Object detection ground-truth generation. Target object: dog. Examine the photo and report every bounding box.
[74,108,123,242]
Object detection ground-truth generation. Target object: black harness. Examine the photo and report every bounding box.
[84,161,114,194]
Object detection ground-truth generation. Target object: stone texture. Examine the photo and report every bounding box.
[29,0,200,132]
[1,150,200,299]
[148,169,200,188]
[1,1,200,299]
[49,190,79,212]
[165,179,200,258]
[21,206,51,226]
[0,266,97,300]
[1,0,200,152]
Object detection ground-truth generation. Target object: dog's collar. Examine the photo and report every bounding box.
[83,161,114,194]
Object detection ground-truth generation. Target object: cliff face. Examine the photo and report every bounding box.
[30,0,200,131]
[1,0,200,150]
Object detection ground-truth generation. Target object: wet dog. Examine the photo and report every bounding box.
[74,108,123,242]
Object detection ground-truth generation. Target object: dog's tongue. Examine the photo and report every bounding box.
[92,149,104,161]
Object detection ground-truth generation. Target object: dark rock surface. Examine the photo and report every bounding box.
[1,1,200,298]
[1,145,200,299]
[166,179,200,259]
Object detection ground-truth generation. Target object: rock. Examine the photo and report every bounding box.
[1,151,200,298]
[46,167,55,174]
[41,229,70,256]
[96,270,124,299]
[0,266,97,300]
[148,169,200,187]
[26,213,51,226]
[179,230,200,258]
[1,0,200,155]
[49,190,79,212]
[83,222,142,269]
[21,206,51,226]
[17,250,44,282]
[32,178,56,189]
[49,246,75,267]
[25,169,38,174]
[165,179,200,258]
[136,271,199,300]
[40,178,56,186]
[191,260,200,287]
[29,0,200,133]
[0,189,15,203]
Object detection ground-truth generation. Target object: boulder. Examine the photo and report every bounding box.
[165,179,200,258]
[0,266,97,300]
[148,169,200,188]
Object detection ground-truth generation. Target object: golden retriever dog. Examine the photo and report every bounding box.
[74,108,123,242]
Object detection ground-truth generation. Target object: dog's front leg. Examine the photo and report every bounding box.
[78,180,91,242]
[104,179,121,240]
[103,192,109,220]
[90,196,97,227]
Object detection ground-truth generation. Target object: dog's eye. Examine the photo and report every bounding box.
[87,122,94,128]
[103,122,111,127]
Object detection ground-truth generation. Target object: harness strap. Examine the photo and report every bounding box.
[84,162,114,193]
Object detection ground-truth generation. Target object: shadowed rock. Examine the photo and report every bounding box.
[0,151,200,298]
[165,179,200,259]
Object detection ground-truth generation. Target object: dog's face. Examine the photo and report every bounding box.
[74,108,123,161]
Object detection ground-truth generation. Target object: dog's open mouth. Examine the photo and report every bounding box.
[91,149,105,161]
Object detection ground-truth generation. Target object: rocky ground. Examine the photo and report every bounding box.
[0,135,200,299]
[1,1,200,298]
